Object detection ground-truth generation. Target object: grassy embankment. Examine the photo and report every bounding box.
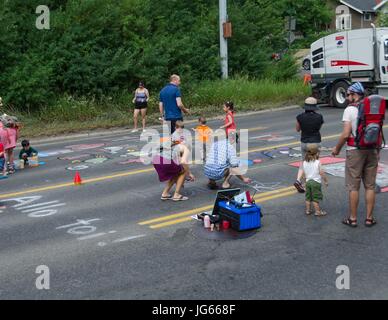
[3,78,311,138]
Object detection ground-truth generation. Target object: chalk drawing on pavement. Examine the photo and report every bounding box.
[39,149,73,158]
[119,159,144,165]
[56,218,103,237]
[324,162,388,187]
[103,147,124,154]
[247,180,284,193]
[1,196,66,218]
[66,165,89,171]
[102,136,139,142]
[84,157,108,165]
[56,218,146,246]
[289,157,346,168]
[126,151,141,157]
[250,134,295,142]
[262,151,276,159]
[278,147,290,155]
[65,144,105,151]
[239,159,254,166]
[58,154,91,161]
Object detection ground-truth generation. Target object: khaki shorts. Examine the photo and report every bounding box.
[345,149,378,191]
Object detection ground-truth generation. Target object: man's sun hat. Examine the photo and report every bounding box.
[347,82,365,95]
[304,97,319,111]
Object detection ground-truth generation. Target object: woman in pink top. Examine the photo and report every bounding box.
[220,101,237,137]
[0,122,10,150]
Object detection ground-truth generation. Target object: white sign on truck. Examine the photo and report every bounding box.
[310,25,388,108]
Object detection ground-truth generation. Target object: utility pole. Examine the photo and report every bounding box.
[219,0,228,79]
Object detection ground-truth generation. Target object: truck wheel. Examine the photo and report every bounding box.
[332,82,349,108]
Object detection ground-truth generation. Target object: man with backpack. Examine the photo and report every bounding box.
[332,82,385,228]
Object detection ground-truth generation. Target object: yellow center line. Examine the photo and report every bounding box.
[247,126,267,132]
[138,186,295,226]
[149,189,297,229]
[241,133,341,155]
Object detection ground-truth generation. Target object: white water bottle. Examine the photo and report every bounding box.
[204,215,211,229]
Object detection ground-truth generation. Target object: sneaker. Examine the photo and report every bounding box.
[293,180,305,193]
[131,129,139,133]
[142,129,147,133]
[315,210,327,217]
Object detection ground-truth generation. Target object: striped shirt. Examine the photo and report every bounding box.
[204,139,239,180]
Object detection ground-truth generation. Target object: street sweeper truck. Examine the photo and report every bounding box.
[310,25,388,107]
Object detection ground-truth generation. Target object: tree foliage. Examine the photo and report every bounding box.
[0,0,331,110]
[377,11,388,27]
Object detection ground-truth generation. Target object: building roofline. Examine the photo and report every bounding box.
[339,0,366,14]
[374,0,388,11]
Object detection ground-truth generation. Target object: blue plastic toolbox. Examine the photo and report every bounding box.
[218,201,261,231]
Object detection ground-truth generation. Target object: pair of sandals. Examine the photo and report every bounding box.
[161,194,188,201]
[342,217,377,228]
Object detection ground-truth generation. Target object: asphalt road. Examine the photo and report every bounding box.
[1,106,388,300]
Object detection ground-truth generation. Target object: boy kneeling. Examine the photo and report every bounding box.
[19,140,38,167]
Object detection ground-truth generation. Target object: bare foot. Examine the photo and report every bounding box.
[222,182,231,189]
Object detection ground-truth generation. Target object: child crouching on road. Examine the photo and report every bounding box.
[171,120,192,150]
[19,139,38,167]
[301,144,328,216]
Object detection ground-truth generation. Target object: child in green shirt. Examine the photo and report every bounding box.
[19,139,38,166]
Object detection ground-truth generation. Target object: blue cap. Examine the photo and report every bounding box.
[348,82,365,95]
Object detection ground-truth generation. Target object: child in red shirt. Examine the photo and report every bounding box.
[220,101,236,138]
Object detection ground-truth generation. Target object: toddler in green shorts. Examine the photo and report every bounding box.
[301,144,328,216]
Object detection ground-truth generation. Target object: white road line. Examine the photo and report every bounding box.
[77,233,107,241]
[112,234,146,243]
[22,203,66,213]
[17,201,59,210]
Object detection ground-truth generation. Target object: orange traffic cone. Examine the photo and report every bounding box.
[74,171,82,185]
